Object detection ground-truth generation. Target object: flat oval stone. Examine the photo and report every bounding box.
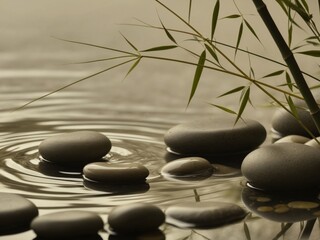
[83,162,149,184]
[39,131,112,165]
[108,203,165,234]
[242,143,320,191]
[164,117,266,155]
[0,193,38,233]
[274,135,310,144]
[165,202,247,228]
[161,157,213,180]
[31,210,104,239]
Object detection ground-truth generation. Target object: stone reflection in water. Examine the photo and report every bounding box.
[83,177,150,194]
[165,202,247,229]
[242,187,320,222]
[108,230,165,240]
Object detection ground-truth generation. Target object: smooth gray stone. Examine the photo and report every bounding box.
[39,131,112,164]
[83,162,149,184]
[274,135,310,144]
[31,210,104,239]
[242,143,320,191]
[0,193,38,232]
[108,203,165,234]
[164,117,266,155]
[165,202,247,228]
[305,137,320,148]
[271,108,318,137]
[161,157,213,180]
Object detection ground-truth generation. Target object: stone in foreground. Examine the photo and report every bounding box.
[242,143,320,191]
[161,157,213,180]
[165,202,247,228]
[31,210,104,239]
[0,193,38,233]
[164,117,266,156]
[108,203,165,234]
[83,162,149,184]
[39,131,111,165]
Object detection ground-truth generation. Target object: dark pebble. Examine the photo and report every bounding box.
[161,157,213,180]
[108,203,165,234]
[0,193,38,234]
[242,143,320,191]
[83,162,149,184]
[165,202,247,228]
[31,210,104,239]
[39,131,111,165]
[164,117,266,156]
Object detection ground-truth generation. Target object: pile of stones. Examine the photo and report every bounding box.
[6,108,320,238]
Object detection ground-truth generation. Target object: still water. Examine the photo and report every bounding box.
[1,0,320,239]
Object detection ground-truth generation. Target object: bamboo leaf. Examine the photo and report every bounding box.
[159,19,177,44]
[262,70,285,78]
[217,86,245,98]
[188,50,206,106]
[286,71,293,91]
[124,57,141,79]
[296,50,320,57]
[244,19,261,43]
[211,0,220,40]
[235,22,243,56]
[244,222,251,240]
[236,87,250,124]
[204,44,219,63]
[209,103,236,114]
[222,14,241,19]
[286,95,298,117]
[141,45,177,52]
[300,0,309,11]
[120,33,138,51]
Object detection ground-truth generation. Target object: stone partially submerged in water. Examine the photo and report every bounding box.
[31,210,104,239]
[107,203,165,234]
[161,157,213,180]
[0,193,38,234]
[165,202,247,228]
[39,131,112,165]
[164,117,266,156]
[83,162,149,184]
[241,143,320,191]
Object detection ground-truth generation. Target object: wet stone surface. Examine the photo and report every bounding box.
[274,135,310,144]
[108,203,165,234]
[38,131,112,165]
[161,157,214,180]
[164,116,266,156]
[305,137,320,148]
[0,193,38,234]
[31,210,104,239]
[165,202,247,228]
[83,162,149,184]
[241,143,320,191]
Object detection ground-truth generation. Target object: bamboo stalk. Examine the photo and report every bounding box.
[252,0,320,135]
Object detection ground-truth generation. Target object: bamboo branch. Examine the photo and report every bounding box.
[252,0,320,135]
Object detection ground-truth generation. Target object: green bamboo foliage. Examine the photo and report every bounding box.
[18,0,320,133]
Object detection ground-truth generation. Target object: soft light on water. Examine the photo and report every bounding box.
[1,0,320,239]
